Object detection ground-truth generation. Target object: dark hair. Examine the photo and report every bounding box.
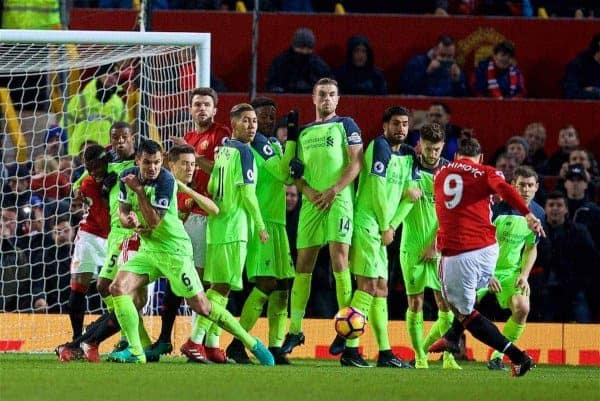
[190,87,218,106]
[546,190,567,204]
[560,124,579,139]
[382,106,410,123]
[457,137,482,157]
[83,143,109,165]
[420,123,445,143]
[430,101,451,115]
[437,35,454,47]
[168,144,195,164]
[494,40,515,57]
[513,165,538,182]
[110,121,132,133]
[314,78,338,91]
[137,139,163,157]
[589,32,600,54]
[251,97,276,110]
[230,103,254,120]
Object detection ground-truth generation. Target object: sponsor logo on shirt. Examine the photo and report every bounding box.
[156,198,169,208]
[262,144,274,156]
[246,169,255,181]
[326,136,334,147]
[373,161,385,174]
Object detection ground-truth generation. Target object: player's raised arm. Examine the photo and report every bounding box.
[177,179,219,216]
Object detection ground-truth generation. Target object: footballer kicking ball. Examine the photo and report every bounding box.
[334,306,366,339]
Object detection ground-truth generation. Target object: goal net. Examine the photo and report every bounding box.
[0,29,210,352]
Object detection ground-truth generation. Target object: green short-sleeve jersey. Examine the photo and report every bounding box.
[400,158,449,253]
[492,200,545,274]
[119,167,192,255]
[354,137,418,232]
[250,133,288,225]
[108,159,136,230]
[207,139,258,244]
[298,116,362,195]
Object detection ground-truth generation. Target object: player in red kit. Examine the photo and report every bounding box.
[66,144,110,342]
[429,138,544,377]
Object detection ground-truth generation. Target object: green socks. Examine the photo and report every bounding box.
[204,290,229,348]
[113,295,143,355]
[190,289,221,344]
[267,290,288,347]
[289,273,311,334]
[346,290,373,348]
[491,317,525,360]
[239,287,269,331]
[333,269,352,310]
[406,309,425,359]
[423,310,454,351]
[207,294,256,350]
[138,314,152,349]
[370,297,390,351]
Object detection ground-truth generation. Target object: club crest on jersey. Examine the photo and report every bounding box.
[373,161,385,174]
[200,140,209,150]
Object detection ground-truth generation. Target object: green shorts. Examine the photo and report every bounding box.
[349,226,388,280]
[477,271,525,309]
[247,221,294,282]
[205,242,247,291]
[400,248,442,295]
[297,194,353,248]
[98,228,133,281]
[120,251,203,298]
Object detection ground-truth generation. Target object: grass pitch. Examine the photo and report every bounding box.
[0,354,598,401]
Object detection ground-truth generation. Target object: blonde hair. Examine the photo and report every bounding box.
[34,155,59,174]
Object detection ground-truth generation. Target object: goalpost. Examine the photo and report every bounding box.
[0,29,210,352]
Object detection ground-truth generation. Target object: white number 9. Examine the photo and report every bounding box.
[443,173,463,209]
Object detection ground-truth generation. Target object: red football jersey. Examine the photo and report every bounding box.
[177,191,194,223]
[78,176,110,238]
[433,158,530,255]
[183,122,230,216]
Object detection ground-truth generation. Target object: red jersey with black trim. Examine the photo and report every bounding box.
[433,158,530,255]
[183,122,230,215]
[78,176,110,238]
[177,191,194,222]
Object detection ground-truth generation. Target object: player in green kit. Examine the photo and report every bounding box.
[179,104,272,364]
[394,122,461,369]
[282,78,364,361]
[107,139,273,365]
[56,121,144,362]
[477,166,544,371]
[345,106,417,368]
[226,98,296,365]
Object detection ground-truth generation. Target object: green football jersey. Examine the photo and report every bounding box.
[108,160,135,230]
[354,136,418,232]
[297,116,362,194]
[492,201,545,274]
[118,166,192,255]
[207,139,258,244]
[400,158,449,253]
[250,132,291,225]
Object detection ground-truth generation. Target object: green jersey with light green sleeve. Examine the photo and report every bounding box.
[207,139,264,244]
[108,160,135,230]
[399,158,449,253]
[354,136,418,233]
[297,116,362,196]
[492,200,545,275]
[250,132,295,225]
[118,166,192,255]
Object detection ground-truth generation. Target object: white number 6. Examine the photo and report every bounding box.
[443,173,463,209]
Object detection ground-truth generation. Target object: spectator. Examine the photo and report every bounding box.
[29,155,71,201]
[474,41,525,99]
[285,184,300,264]
[334,35,387,95]
[505,135,530,166]
[538,191,598,322]
[398,35,468,97]
[266,28,331,93]
[58,155,84,183]
[495,152,518,183]
[40,218,74,313]
[542,124,580,175]
[2,164,42,208]
[0,207,28,311]
[522,122,548,171]
[556,148,600,200]
[44,125,68,159]
[563,33,600,100]
[561,164,600,228]
[406,102,468,160]
[61,63,129,156]
[275,116,288,147]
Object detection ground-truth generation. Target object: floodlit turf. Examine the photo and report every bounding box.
[0,354,598,401]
